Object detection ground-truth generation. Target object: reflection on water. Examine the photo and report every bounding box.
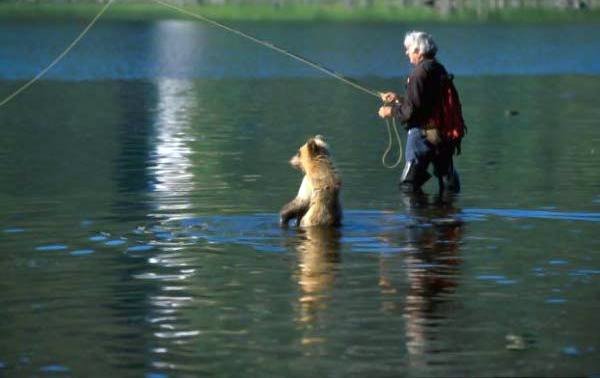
[293,227,341,337]
[149,78,197,217]
[142,248,198,373]
[401,194,463,368]
[134,32,201,367]
[375,193,464,372]
[148,21,200,219]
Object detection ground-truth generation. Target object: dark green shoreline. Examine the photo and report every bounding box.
[1,3,599,23]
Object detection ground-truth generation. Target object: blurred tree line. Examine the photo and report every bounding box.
[0,0,595,8]
[0,0,600,9]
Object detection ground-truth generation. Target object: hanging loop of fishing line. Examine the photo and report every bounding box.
[381,117,403,169]
[0,0,115,108]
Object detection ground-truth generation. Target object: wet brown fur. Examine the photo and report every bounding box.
[280,136,342,228]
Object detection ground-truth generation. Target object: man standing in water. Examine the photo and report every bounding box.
[378,31,461,194]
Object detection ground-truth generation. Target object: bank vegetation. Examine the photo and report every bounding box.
[1,0,599,22]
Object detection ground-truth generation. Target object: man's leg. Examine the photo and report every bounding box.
[433,145,460,194]
[400,128,434,193]
[400,159,431,193]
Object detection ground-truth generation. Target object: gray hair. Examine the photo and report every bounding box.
[404,31,438,58]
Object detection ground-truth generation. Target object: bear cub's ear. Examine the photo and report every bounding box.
[306,138,321,157]
[306,138,319,156]
[314,135,326,144]
[306,135,329,157]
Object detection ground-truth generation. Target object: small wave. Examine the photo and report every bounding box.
[40,365,70,373]
[70,249,95,256]
[164,210,430,255]
[463,208,600,222]
[3,227,26,234]
[35,244,68,252]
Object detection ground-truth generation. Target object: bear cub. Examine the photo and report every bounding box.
[280,135,342,228]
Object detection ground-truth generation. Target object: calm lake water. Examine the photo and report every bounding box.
[1,20,599,377]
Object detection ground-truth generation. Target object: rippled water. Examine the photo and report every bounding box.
[1,20,599,377]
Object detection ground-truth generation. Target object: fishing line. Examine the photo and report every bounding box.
[382,117,403,169]
[0,0,403,168]
[152,0,381,99]
[0,0,115,108]
[152,0,403,168]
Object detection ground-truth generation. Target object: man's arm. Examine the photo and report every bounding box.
[395,66,426,124]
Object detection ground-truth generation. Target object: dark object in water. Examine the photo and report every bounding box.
[505,109,520,116]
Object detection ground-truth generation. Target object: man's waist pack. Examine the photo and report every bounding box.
[427,74,467,154]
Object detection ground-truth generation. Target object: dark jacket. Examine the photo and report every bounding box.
[396,58,448,129]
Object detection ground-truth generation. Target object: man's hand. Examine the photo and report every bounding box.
[378,105,394,119]
[379,91,400,104]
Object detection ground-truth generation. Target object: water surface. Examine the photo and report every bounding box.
[0,20,599,377]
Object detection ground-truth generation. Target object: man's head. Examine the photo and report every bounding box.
[403,31,438,65]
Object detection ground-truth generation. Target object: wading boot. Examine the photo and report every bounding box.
[399,160,431,193]
[440,168,460,194]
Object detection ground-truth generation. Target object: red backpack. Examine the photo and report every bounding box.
[429,74,467,155]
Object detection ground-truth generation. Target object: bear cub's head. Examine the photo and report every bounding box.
[290,135,330,172]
